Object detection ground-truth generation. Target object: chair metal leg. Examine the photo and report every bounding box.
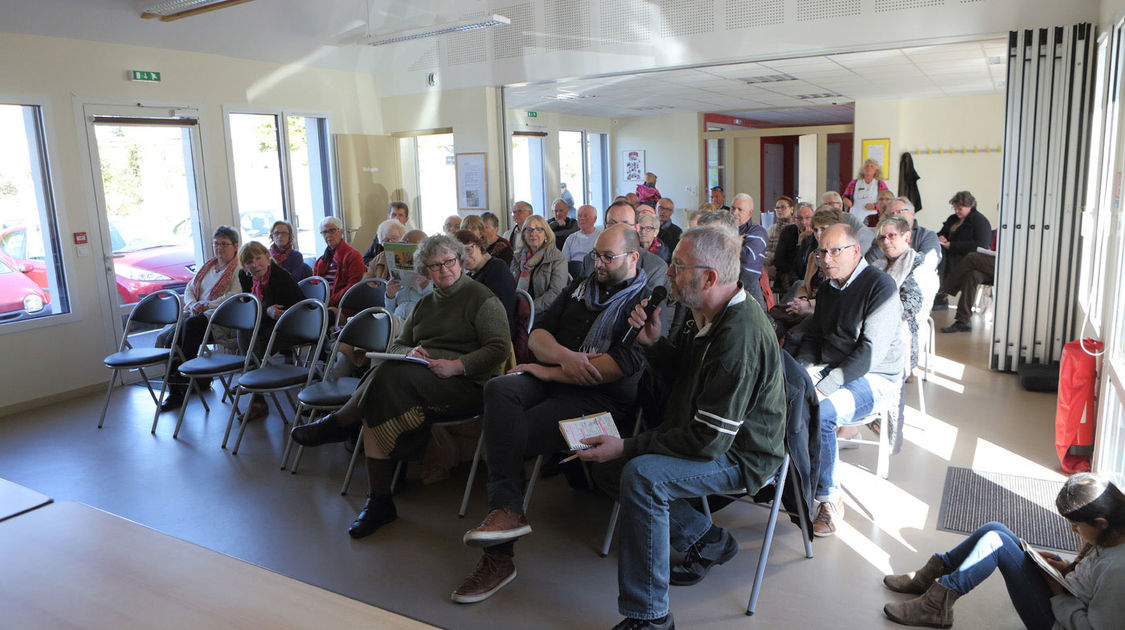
[391,460,405,493]
[600,501,621,557]
[231,395,258,454]
[221,390,243,449]
[172,378,195,439]
[459,434,485,517]
[916,369,926,417]
[97,369,119,428]
[702,495,712,520]
[877,410,891,480]
[522,455,544,514]
[282,405,309,471]
[746,454,791,616]
[191,378,210,413]
[150,367,171,434]
[340,437,365,495]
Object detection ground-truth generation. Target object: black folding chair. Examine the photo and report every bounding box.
[98,290,183,433]
[297,276,329,303]
[172,293,262,439]
[333,278,387,328]
[222,298,328,454]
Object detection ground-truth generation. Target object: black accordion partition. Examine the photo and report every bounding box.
[992,24,1095,374]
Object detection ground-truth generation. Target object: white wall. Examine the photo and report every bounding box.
[610,112,701,226]
[0,32,385,412]
[853,93,1005,233]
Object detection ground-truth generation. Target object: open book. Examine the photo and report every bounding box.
[1020,539,1078,596]
[558,412,620,451]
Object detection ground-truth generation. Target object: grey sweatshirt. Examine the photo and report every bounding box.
[1051,542,1125,630]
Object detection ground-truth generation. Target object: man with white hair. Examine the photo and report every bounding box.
[730,192,769,311]
[822,191,844,211]
[561,204,601,263]
[579,225,787,630]
[314,216,365,307]
[547,198,579,249]
[507,201,533,251]
[443,215,462,235]
[866,196,942,265]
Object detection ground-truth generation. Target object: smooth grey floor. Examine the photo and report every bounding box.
[0,307,1062,630]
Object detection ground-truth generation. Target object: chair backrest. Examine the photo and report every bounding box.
[272,298,328,347]
[340,279,387,312]
[338,307,393,353]
[515,288,535,333]
[209,292,261,332]
[130,290,182,326]
[297,276,329,303]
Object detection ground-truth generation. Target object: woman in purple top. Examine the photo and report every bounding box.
[269,220,309,280]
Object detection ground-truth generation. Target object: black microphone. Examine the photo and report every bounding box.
[621,286,667,345]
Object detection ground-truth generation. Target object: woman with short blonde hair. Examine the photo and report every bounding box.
[511,214,567,313]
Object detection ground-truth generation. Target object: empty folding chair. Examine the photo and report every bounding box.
[222,298,328,454]
[283,306,393,475]
[298,275,329,303]
[171,293,262,439]
[98,290,183,433]
[836,375,904,479]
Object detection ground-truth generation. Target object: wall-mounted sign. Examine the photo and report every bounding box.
[456,152,489,211]
[527,111,538,118]
[129,70,162,82]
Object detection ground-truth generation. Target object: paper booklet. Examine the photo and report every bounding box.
[364,352,429,366]
[1020,539,1078,596]
[558,412,620,451]
[383,242,422,285]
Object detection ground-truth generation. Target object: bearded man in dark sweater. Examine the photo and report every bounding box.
[796,223,903,538]
[578,225,787,630]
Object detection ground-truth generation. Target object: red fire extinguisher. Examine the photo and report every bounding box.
[1055,339,1103,473]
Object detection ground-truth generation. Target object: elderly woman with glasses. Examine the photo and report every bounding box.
[313,216,365,308]
[510,214,568,314]
[290,234,511,539]
[872,215,938,371]
[638,213,670,263]
[268,220,308,280]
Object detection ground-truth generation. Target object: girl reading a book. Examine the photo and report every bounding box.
[882,472,1125,629]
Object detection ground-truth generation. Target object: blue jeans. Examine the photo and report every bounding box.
[614,453,743,620]
[938,522,1055,630]
[815,373,896,501]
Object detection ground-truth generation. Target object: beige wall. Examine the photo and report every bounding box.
[853,93,1006,233]
[609,112,702,227]
[0,32,386,412]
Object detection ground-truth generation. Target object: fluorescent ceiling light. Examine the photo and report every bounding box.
[741,73,797,85]
[141,0,254,22]
[363,14,510,47]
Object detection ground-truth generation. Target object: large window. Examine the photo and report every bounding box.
[0,103,68,325]
[226,111,335,258]
[559,129,610,216]
[511,134,546,214]
[705,138,725,192]
[399,132,457,234]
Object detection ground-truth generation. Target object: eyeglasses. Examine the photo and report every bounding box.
[424,257,459,273]
[212,240,234,248]
[320,228,340,235]
[270,230,290,237]
[876,232,904,242]
[669,261,713,274]
[589,250,630,265]
[523,226,546,235]
[814,244,858,259]
[638,226,658,233]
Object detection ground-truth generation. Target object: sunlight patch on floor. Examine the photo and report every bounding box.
[838,462,928,554]
[901,407,958,461]
[918,353,966,381]
[835,519,894,575]
[972,437,1066,483]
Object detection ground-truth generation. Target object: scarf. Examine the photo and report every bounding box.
[571,268,648,353]
[516,247,546,292]
[270,243,293,265]
[647,237,664,256]
[872,247,917,288]
[189,256,237,302]
[250,263,272,301]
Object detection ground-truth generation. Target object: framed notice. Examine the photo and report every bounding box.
[455,152,488,211]
[623,150,645,183]
[861,138,891,181]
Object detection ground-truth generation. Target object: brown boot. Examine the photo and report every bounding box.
[884,554,950,594]
[884,581,961,628]
[462,508,531,546]
[450,552,516,603]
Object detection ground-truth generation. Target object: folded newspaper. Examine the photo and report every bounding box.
[383,241,422,285]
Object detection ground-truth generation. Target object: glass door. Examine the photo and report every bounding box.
[84,104,207,344]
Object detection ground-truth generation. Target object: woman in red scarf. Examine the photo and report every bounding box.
[268,220,309,280]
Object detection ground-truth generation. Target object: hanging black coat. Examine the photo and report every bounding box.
[898,152,923,212]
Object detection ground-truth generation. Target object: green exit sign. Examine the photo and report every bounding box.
[130,70,161,82]
[527,111,537,118]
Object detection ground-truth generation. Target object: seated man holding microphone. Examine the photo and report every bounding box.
[452,224,651,604]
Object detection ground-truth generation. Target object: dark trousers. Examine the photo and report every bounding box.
[168,314,208,390]
[940,252,995,325]
[484,373,634,513]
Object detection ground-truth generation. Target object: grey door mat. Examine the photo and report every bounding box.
[937,467,1081,552]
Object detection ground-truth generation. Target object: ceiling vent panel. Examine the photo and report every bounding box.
[600,0,653,43]
[796,0,860,22]
[408,43,440,71]
[544,0,591,50]
[492,3,536,59]
[656,0,715,38]
[725,0,783,30]
[446,15,489,65]
[874,0,944,12]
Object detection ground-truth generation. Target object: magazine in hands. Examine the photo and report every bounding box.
[383,242,422,285]
[1020,539,1078,596]
[558,412,620,451]
[364,352,429,366]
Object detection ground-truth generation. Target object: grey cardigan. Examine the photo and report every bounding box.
[510,244,569,313]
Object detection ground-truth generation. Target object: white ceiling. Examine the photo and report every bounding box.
[504,39,1009,120]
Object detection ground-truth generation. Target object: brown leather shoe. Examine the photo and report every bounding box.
[450,552,516,604]
[462,508,531,546]
[812,497,843,537]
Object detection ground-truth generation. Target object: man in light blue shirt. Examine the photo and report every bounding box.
[561,204,601,263]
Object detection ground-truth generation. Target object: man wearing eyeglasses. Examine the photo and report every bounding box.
[454,224,651,605]
[313,216,364,308]
[578,201,668,291]
[507,201,533,252]
[795,223,903,537]
[547,198,579,249]
[865,196,941,265]
[656,197,681,254]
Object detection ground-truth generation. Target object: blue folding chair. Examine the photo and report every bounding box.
[298,275,329,303]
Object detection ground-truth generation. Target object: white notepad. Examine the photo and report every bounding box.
[558,412,620,451]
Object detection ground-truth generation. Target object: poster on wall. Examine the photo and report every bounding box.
[456,152,488,211]
[861,138,892,181]
[623,150,645,183]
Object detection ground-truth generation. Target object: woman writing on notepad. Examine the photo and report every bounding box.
[882,472,1125,629]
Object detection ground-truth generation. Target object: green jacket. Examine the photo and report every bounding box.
[623,289,787,494]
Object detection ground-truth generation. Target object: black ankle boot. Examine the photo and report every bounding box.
[348,493,397,539]
[159,388,186,412]
[290,413,354,447]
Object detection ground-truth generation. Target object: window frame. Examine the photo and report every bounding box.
[557,127,611,217]
[0,93,77,335]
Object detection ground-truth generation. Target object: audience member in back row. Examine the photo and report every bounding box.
[290,234,511,539]
[865,188,897,228]
[656,197,681,254]
[709,185,730,210]
[453,225,651,604]
[582,225,786,630]
[385,230,431,321]
[936,190,992,284]
[507,201,533,252]
[443,215,462,235]
[462,214,485,241]
[236,240,304,421]
[362,219,408,282]
[638,213,671,263]
[363,201,409,265]
[314,216,364,309]
[511,214,569,315]
[268,220,309,281]
[158,225,242,412]
[865,196,942,265]
[937,251,996,334]
[580,201,668,292]
[771,206,847,345]
[455,229,516,339]
[548,198,579,249]
[870,216,937,371]
[796,223,903,538]
[843,158,890,224]
[560,204,601,263]
[729,192,769,311]
[764,195,795,282]
[480,211,513,267]
[772,201,816,291]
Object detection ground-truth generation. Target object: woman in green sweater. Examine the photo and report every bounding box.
[291,234,511,539]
